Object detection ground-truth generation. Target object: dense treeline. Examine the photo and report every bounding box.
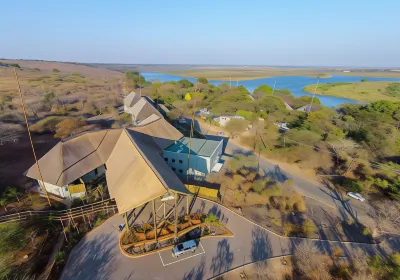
[135,76,399,200]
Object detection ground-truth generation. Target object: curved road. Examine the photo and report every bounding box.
[61,198,394,280]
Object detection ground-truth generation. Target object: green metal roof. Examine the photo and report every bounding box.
[164,137,221,157]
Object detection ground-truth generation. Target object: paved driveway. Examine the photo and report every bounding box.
[61,198,392,280]
[195,121,372,225]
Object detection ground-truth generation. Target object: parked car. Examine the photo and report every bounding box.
[217,132,224,136]
[347,192,365,202]
[172,240,197,257]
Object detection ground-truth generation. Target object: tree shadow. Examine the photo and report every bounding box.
[251,227,272,262]
[207,204,222,220]
[60,232,119,280]
[182,261,205,280]
[261,164,288,183]
[210,239,234,277]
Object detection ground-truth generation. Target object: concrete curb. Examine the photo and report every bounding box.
[119,228,234,259]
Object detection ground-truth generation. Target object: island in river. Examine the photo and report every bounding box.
[303,81,400,103]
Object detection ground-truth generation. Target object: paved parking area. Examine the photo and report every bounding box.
[158,242,205,267]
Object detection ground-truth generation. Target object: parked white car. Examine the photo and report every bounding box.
[172,240,197,257]
[347,192,365,202]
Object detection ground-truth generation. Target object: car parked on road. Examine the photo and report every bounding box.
[172,240,197,257]
[347,192,365,202]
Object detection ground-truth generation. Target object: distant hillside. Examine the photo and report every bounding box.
[0,59,123,79]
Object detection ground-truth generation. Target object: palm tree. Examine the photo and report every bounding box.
[96,184,106,202]
[0,198,8,212]
[5,186,20,203]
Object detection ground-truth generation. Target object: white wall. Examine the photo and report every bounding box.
[162,151,209,180]
[37,180,69,198]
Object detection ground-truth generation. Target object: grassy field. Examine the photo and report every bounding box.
[303,81,400,102]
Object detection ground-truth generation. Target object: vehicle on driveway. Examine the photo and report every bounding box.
[347,192,365,202]
[172,240,197,257]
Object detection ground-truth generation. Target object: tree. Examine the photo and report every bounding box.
[0,198,8,212]
[225,118,249,137]
[361,78,368,82]
[4,186,20,203]
[293,242,331,280]
[54,118,85,139]
[197,77,208,84]
[43,92,55,107]
[178,79,194,88]
[253,84,273,96]
[96,184,106,202]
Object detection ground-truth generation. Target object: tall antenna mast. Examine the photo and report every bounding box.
[308,77,320,114]
[14,68,51,207]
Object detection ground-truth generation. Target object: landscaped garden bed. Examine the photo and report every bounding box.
[120,213,232,256]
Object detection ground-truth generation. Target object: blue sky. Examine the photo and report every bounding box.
[1,0,399,67]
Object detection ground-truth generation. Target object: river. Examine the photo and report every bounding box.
[141,72,400,107]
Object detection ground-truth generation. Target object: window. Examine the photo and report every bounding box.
[94,168,98,176]
[172,168,176,171]
[164,158,168,162]
[172,159,176,163]
[179,160,183,164]
[179,169,183,173]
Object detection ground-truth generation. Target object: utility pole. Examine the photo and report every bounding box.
[272,80,276,95]
[308,77,320,114]
[14,68,51,207]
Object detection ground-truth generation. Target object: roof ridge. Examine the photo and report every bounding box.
[123,129,170,192]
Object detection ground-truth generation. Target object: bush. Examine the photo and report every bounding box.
[302,220,315,237]
[53,68,60,73]
[253,179,266,194]
[342,178,363,193]
[54,251,65,264]
[205,213,218,224]
[262,183,283,198]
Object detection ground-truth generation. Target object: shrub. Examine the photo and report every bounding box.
[54,251,65,264]
[342,178,363,193]
[253,179,266,194]
[262,183,283,198]
[53,68,60,73]
[302,220,315,237]
[205,213,218,224]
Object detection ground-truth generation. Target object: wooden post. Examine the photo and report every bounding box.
[60,219,68,242]
[186,195,189,215]
[152,199,158,244]
[124,212,130,231]
[174,192,178,240]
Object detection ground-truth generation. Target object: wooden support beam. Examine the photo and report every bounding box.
[186,195,189,215]
[152,199,158,244]
[124,212,130,230]
[174,192,178,240]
